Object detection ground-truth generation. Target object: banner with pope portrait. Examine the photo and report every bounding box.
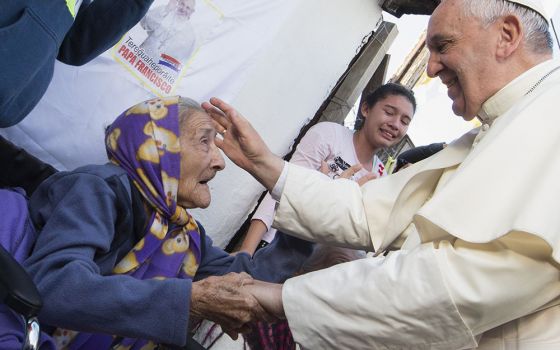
[1,0,299,170]
[111,0,223,96]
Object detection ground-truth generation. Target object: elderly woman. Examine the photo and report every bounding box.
[23,96,312,349]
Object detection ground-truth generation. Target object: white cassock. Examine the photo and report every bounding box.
[272,59,560,349]
[140,6,197,64]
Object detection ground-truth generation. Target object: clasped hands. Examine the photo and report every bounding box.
[197,98,376,340]
[190,272,284,340]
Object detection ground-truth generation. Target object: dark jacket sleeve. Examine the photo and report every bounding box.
[57,0,155,65]
[25,170,190,346]
[195,228,314,283]
[0,136,57,196]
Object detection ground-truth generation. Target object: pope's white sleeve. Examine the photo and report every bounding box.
[283,243,475,349]
[283,239,560,349]
[273,163,373,250]
[434,239,560,336]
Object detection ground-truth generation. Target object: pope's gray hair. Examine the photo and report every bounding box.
[456,0,553,54]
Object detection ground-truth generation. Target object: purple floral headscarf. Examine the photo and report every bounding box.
[55,96,202,350]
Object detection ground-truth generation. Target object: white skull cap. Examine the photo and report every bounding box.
[507,0,548,19]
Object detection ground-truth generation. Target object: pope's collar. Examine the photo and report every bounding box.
[477,59,560,125]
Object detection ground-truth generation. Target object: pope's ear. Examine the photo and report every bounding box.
[496,14,522,59]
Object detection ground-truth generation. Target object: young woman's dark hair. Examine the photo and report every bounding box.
[354,83,416,130]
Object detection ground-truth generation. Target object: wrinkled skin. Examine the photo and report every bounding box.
[177,111,225,209]
[190,272,275,338]
[425,0,524,120]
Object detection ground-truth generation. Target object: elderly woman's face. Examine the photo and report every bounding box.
[177,111,225,209]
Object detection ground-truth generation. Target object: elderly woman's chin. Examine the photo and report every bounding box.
[178,184,212,209]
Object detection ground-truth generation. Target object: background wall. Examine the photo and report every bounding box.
[1,0,384,248]
[191,0,384,246]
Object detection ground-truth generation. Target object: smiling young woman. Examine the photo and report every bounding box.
[237,83,416,256]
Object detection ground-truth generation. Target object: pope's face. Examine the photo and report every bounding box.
[172,0,195,18]
[426,0,499,120]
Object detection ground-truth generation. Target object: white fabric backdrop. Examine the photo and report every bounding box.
[1,0,298,171]
[2,0,385,245]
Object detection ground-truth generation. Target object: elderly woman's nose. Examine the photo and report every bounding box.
[212,146,226,170]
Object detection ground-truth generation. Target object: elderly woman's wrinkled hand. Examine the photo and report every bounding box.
[190,272,276,339]
[201,97,284,191]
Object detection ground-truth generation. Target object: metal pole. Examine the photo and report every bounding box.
[551,19,560,51]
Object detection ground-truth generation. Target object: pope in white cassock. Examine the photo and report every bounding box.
[140,0,197,64]
[203,0,560,348]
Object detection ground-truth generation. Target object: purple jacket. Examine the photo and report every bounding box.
[21,164,313,347]
[0,188,55,350]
